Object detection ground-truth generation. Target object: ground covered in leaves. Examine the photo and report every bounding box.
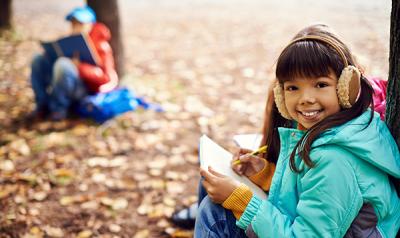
[0,0,391,237]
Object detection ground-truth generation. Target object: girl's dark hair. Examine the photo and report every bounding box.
[260,24,374,171]
[260,87,292,164]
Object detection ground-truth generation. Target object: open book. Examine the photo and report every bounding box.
[41,33,99,65]
[199,135,267,199]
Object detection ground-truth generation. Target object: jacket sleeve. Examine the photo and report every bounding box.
[78,63,109,84]
[78,41,118,92]
[237,149,363,238]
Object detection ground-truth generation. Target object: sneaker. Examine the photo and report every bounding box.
[49,111,67,121]
[170,203,197,229]
[26,107,48,122]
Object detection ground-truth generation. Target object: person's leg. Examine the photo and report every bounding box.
[48,57,87,120]
[194,196,246,238]
[30,54,53,112]
[198,177,207,206]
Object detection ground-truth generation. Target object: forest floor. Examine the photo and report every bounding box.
[0,0,391,237]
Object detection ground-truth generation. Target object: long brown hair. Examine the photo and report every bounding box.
[260,24,374,172]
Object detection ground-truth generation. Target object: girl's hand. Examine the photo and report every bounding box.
[200,166,240,204]
[231,148,266,177]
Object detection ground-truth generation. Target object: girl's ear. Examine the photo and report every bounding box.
[337,66,361,108]
[273,82,293,120]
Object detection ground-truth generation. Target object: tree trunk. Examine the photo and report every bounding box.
[0,0,12,30]
[387,0,400,218]
[87,0,125,77]
[388,0,400,143]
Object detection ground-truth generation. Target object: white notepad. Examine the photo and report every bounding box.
[199,135,267,199]
[233,133,262,151]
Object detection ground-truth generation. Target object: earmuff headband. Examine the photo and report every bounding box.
[273,35,361,120]
[283,35,349,67]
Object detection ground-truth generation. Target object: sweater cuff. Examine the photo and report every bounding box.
[249,160,276,191]
[236,195,262,229]
[222,184,253,220]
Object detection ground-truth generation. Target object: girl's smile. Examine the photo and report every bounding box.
[283,73,341,129]
[297,109,323,121]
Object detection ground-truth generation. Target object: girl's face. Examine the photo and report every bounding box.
[283,72,341,129]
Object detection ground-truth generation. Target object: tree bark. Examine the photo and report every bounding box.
[87,0,125,77]
[0,0,12,30]
[387,0,400,145]
[387,0,400,214]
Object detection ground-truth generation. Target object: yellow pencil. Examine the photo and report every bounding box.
[232,145,268,165]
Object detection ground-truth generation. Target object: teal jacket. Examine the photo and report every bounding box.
[237,110,400,237]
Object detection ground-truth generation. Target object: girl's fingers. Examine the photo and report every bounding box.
[202,179,212,193]
[233,164,244,175]
[238,154,253,163]
[208,166,225,178]
[200,167,217,183]
[238,148,252,155]
[200,168,211,180]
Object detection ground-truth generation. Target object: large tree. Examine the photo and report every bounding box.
[87,0,125,77]
[0,0,12,31]
[387,0,400,212]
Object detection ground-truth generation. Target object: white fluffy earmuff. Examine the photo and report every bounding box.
[273,82,293,120]
[337,65,361,108]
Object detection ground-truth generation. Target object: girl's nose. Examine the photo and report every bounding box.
[299,91,316,104]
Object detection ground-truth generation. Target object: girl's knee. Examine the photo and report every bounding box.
[198,196,225,221]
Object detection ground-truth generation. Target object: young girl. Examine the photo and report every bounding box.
[195,24,400,237]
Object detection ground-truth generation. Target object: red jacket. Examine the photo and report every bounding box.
[78,23,118,93]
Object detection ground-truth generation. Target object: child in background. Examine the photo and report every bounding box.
[30,6,118,121]
[195,24,400,237]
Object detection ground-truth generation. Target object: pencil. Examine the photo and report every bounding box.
[232,145,267,165]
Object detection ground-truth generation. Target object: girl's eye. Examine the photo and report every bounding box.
[285,85,298,91]
[316,82,328,88]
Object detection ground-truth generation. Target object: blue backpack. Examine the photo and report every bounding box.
[76,87,163,123]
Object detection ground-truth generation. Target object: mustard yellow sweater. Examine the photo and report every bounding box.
[222,160,276,219]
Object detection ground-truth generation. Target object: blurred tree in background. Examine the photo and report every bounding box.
[87,0,125,77]
[0,0,13,32]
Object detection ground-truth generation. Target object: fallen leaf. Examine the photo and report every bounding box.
[71,125,90,136]
[171,230,194,238]
[50,169,74,186]
[80,200,99,210]
[77,230,92,238]
[156,218,169,228]
[91,172,106,183]
[32,191,47,201]
[18,173,38,185]
[111,198,128,210]
[109,224,121,233]
[166,181,184,195]
[134,229,149,238]
[44,226,63,237]
[0,160,15,172]
[87,157,109,167]
[9,138,31,156]
[0,184,17,199]
[147,158,167,170]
